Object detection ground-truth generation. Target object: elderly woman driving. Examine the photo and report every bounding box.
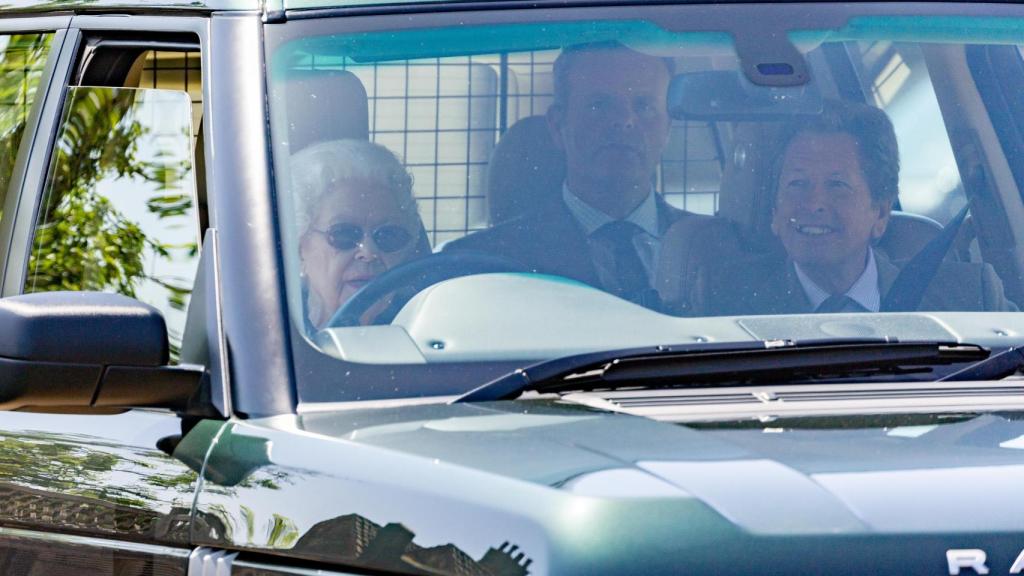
[293,139,428,330]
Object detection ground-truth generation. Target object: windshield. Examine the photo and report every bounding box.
[266,4,1024,403]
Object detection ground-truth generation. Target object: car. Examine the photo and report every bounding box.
[0,0,1021,574]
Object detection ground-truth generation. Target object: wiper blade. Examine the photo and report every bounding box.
[939,346,1024,382]
[453,338,990,403]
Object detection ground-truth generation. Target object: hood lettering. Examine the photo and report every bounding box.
[1011,549,1024,574]
[947,549,989,575]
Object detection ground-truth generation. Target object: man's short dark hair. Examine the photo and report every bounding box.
[774,99,900,206]
[551,41,676,108]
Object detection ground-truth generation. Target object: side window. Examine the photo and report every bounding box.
[850,41,967,224]
[0,33,54,212]
[23,46,202,360]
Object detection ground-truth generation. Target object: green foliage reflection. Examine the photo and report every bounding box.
[0,430,198,508]
[0,33,52,213]
[25,87,199,359]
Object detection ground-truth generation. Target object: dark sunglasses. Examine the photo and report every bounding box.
[312,223,414,253]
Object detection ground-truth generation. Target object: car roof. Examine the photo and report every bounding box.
[0,0,476,15]
[0,0,259,15]
[0,0,979,18]
[0,0,809,17]
[274,0,985,15]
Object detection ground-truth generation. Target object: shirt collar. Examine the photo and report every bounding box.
[561,182,660,238]
[793,249,881,312]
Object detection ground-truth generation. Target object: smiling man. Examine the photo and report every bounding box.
[446,42,738,310]
[770,110,895,311]
[693,99,1015,315]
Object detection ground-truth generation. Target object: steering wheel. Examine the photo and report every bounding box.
[326,251,528,327]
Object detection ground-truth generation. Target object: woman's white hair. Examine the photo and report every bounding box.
[291,139,415,232]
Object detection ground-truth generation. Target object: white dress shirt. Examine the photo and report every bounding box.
[793,249,881,312]
[561,183,661,284]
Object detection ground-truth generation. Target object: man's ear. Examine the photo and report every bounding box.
[546,104,567,152]
[871,200,893,240]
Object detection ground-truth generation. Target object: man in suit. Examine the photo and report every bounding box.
[445,42,737,310]
[695,100,1015,316]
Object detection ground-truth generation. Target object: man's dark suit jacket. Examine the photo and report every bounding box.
[443,194,735,296]
[695,249,1017,316]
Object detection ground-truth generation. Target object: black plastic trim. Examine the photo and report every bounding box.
[181,229,231,418]
[75,36,200,86]
[95,364,204,409]
[0,356,100,409]
[0,291,168,365]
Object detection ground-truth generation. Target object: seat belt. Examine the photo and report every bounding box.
[881,204,970,312]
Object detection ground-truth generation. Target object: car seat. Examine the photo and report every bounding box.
[487,113,744,314]
[877,211,945,262]
[486,115,565,224]
[280,68,431,252]
[282,68,370,153]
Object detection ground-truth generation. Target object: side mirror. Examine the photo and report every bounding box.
[0,291,203,412]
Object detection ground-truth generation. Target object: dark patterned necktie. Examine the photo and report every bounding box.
[591,220,650,303]
[815,294,861,313]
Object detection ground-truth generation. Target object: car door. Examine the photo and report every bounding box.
[0,14,227,575]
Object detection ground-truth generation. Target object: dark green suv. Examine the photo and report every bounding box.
[0,0,1021,574]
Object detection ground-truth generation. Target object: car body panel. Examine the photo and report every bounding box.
[0,410,213,573]
[209,12,297,418]
[192,401,1024,574]
[0,1,1019,574]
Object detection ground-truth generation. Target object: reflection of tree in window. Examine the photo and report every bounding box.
[26,88,198,359]
[0,34,52,207]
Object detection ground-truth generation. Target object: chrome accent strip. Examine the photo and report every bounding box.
[297,395,457,413]
[189,547,238,576]
[188,547,360,575]
[560,392,622,413]
[562,381,1024,422]
[0,526,191,557]
[234,558,360,575]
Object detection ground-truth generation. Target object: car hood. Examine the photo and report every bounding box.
[301,400,1024,533]
[193,399,1024,574]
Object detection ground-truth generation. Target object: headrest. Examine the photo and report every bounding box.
[284,69,369,153]
[486,115,565,224]
[878,210,945,262]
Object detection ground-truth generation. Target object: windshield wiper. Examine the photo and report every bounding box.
[453,338,990,403]
[939,346,1024,382]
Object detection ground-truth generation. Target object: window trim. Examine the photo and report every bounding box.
[29,14,296,419]
[0,15,242,417]
[0,20,73,296]
[208,13,297,417]
[5,15,212,300]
